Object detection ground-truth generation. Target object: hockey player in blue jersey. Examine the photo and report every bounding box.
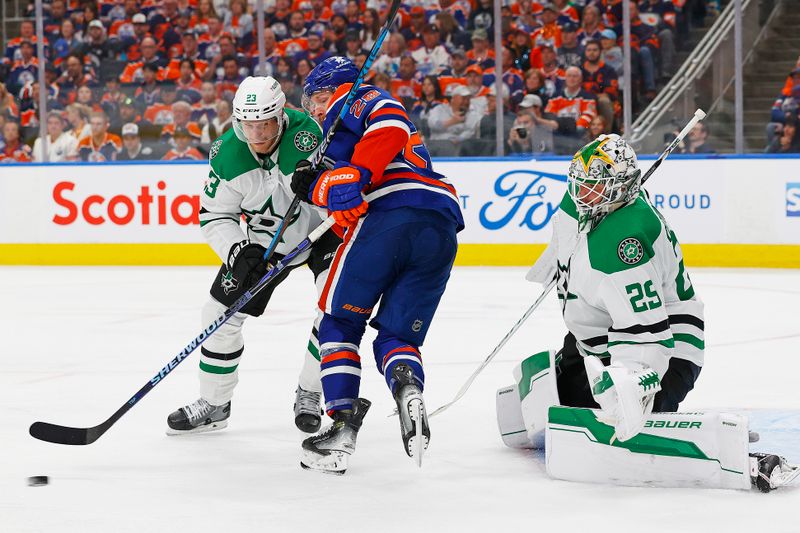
[291,56,465,474]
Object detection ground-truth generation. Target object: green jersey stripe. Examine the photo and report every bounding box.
[607,338,675,349]
[673,333,705,350]
[200,361,238,374]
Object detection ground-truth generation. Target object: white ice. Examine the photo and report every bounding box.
[2,266,799,533]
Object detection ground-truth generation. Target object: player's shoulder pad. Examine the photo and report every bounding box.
[587,194,663,275]
[208,128,259,181]
[278,108,322,175]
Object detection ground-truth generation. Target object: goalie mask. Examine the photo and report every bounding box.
[567,134,642,233]
[232,76,286,149]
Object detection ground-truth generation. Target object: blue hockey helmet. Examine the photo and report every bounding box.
[302,56,359,99]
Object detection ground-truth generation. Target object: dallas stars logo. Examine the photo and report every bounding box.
[574,137,615,174]
[618,238,644,265]
[294,131,318,152]
[242,196,300,241]
[220,270,238,294]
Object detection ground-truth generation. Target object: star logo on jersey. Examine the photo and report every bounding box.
[209,138,222,160]
[618,238,644,265]
[294,131,318,152]
[220,270,238,294]
[242,196,300,240]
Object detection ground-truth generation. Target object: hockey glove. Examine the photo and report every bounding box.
[311,162,371,226]
[226,240,271,289]
[291,160,321,204]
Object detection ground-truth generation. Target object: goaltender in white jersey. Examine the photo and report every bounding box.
[496,134,798,492]
[165,76,342,436]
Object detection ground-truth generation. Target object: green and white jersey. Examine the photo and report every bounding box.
[551,192,704,375]
[200,108,325,263]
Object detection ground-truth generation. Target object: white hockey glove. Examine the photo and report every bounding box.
[584,356,661,442]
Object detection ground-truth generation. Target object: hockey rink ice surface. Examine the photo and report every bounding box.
[2,265,799,533]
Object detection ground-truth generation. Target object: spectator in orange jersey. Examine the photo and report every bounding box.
[304,0,333,23]
[552,0,580,26]
[581,39,619,130]
[531,4,562,50]
[162,127,203,160]
[390,55,422,107]
[161,101,203,146]
[77,111,122,161]
[4,20,48,67]
[119,36,166,84]
[467,29,495,71]
[438,48,469,96]
[544,66,598,153]
[464,64,488,98]
[144,84,179,126]
[0,122,33,163]
[164,31,209,80]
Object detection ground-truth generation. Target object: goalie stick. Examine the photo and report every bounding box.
[260,0,402,265]
[29,216,336,445]
[423,109,708,419]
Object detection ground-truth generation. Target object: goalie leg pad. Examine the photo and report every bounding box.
[546,407,751,490]
[496,350,560,449]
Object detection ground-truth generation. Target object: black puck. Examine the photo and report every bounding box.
[27,476,49,487]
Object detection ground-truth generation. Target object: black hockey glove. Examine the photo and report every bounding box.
[227,240,270,289]
[291,160,320,204]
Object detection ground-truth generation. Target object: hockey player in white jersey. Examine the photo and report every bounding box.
[496,134,798,491]
[166,76,342,435]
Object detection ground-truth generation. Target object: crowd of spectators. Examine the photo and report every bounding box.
[0,0,711,162]
[766,59,800,154]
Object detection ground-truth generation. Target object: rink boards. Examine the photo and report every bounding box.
[0,155,798,267]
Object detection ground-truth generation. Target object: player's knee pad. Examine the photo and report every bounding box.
[496,349,560,449]
[546,407,751,490]
[201,298,246,354]
[373,329,424,393]
[317,313,367,346]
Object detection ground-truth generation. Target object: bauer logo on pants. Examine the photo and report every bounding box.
[787,183,800,217]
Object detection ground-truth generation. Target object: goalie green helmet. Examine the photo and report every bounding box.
[231,76,286,146]
[567,134,642,233]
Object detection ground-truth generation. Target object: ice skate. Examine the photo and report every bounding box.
[392,363,430,466]
[294,386,322,433]
[300,398,371,475]
[750,452,800,493]
[166,398,230,435]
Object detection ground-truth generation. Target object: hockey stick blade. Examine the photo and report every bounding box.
[30,421,107,446]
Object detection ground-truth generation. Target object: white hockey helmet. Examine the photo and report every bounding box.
[231,76,287,146]
[567,134,641,233]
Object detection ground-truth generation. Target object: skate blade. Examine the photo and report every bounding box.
[300,449,349,475]
[407,398,429,467]
[165,419,228,436]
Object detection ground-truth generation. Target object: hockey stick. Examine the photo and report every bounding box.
[260,0,402,264]
[29,216,336,446]
[424,109,708,419]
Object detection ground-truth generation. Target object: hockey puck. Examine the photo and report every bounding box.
[27,476,49,487]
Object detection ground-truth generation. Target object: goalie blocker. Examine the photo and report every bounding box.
[496,351,798,491]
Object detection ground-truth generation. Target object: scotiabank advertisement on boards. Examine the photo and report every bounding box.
[0,158,798,245]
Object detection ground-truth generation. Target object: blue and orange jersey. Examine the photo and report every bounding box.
[322,83,464,231]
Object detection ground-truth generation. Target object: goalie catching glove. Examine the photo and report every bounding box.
[585,356,661,442]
